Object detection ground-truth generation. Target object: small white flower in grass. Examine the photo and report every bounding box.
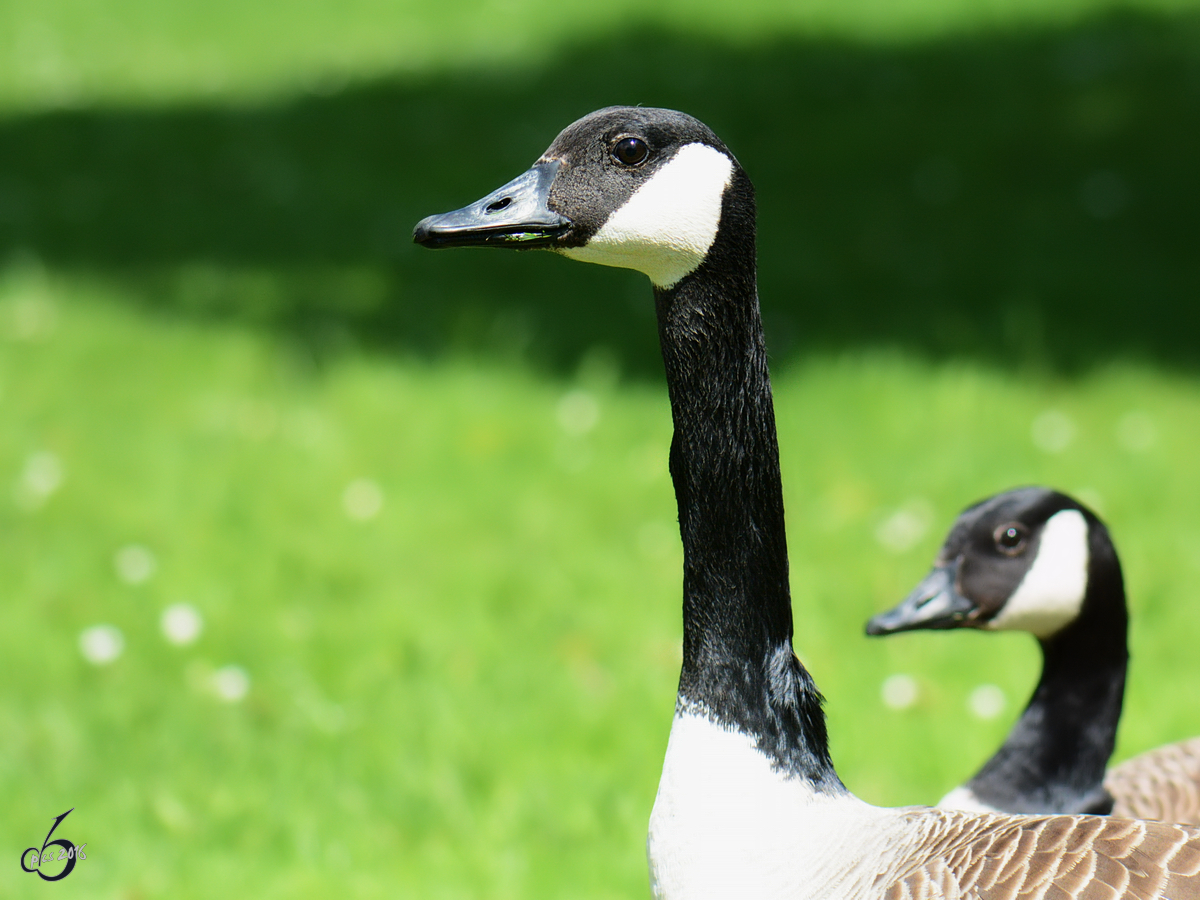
[968,684,1007,720]
[161,603,203,646]
[212,665,250,703]
[556,389,600,436]
[875,499,933,554]
[10,292,59,341]
[14,451,63,510]
[115,544,156,585]
[342,478,383,521]
[152,792,192,833]
[1116,411,1157,453]
[1031,410,1075,453]
[79,625,124,665]
[881,673,919,710]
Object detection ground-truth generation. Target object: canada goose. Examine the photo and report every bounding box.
[414,107,1200,899]
[866,486,1200,823]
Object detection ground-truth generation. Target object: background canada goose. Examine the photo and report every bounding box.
[415,108,1200,898]
[867,486,1200,824]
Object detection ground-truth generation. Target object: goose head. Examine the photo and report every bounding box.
[413,106,745,290]
[866,487,1122,643]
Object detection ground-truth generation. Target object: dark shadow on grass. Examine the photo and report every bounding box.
[1,12,1199,377]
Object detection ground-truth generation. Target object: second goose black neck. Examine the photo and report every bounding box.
[653,168,842,789]
[967,521,1128,814]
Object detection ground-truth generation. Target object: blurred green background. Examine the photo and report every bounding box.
[3,0,1200,896]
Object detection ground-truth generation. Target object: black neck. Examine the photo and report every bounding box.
[966,539,1127,814]
[653,170,841,789]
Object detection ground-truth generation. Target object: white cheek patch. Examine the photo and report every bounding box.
[986,509,1089,639]
[561,143,734,289]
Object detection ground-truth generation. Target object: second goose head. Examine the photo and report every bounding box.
[867,486,1130,816]
[866,486,1125,649]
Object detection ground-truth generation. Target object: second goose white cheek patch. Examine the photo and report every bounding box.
[988,509,1090,639]
[562,143,734,289]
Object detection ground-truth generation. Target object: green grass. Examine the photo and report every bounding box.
[4,0,1200,896]
[3,0,1199,112]
[5,271,1200,898]
[4,8,1200,377]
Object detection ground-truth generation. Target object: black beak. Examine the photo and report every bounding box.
[865,563,978,636]
[413,160,570,249]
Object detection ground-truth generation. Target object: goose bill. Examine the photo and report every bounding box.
[866,564,977,635]
[413,160,570,249]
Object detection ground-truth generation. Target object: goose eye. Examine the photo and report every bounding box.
[994,524,1028,555]
[612,137,650,167]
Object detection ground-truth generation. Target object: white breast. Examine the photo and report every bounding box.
[647,709,891,899]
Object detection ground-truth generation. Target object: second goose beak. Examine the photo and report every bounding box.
[865,563,977,635]
[413,160,570,249]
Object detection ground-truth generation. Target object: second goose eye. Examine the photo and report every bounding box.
[612,137,650,167]
[994,523,1028,555]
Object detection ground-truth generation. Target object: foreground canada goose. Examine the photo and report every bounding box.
[866,486,1200,823]
[415,107,1200,899]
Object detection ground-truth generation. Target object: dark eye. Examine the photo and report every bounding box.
[994,523,1027,555]
[612,137,650,167]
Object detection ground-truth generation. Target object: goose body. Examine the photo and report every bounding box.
[1108,738,1200,822]
[867,487,1200,823]
[415,108,1200,898]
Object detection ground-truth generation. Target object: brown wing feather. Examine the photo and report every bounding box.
[879,810,1200,900]
[1107,738,1200,825]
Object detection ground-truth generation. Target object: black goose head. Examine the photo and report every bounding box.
[413,106,744,289]
[866,487,1120,643]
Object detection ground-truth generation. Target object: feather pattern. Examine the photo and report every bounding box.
[1108,739,1200,824]
[880,810,1200,900]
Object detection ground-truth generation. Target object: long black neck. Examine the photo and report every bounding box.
[966,531,1127,814]
[653,169,841,789]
